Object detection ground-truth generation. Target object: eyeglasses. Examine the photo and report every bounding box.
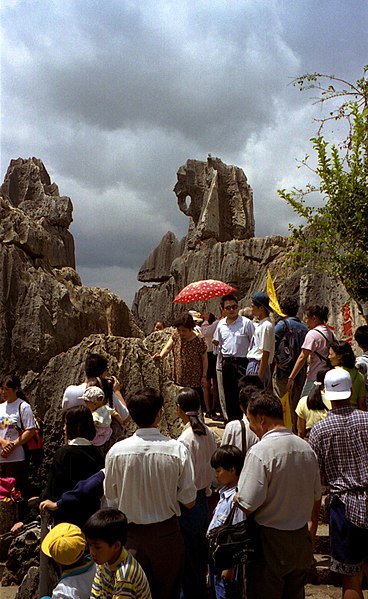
[224,304,238,310]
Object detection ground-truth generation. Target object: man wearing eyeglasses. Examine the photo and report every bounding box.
[213,294,255,421]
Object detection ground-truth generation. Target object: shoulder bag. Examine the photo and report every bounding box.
[207,502,257,570]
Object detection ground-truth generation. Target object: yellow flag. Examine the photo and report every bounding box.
[266,269,286,316]
[280,392,293,429]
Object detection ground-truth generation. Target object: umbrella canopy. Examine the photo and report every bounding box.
[173,279,237,304]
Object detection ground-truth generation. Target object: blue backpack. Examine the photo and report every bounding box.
[274,320,306,374]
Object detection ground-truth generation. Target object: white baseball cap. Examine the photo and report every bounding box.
[324,368,352,401]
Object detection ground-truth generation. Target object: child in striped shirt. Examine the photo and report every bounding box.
[84,508,152,599]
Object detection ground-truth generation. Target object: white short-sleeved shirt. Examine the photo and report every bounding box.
[201,320,219,352]
[237,429,321,530]
[178,422,217,491]
[105,428,197,524]
[0,399,35,463]
[247,317,275,363]
[62,383,129,421]
[214,316,254,358]
[51,559,96,599]
[221,415,258,454]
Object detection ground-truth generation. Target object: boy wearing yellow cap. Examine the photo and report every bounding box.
[41,522,95,599]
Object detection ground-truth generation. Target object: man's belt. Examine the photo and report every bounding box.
[222,356,248,363]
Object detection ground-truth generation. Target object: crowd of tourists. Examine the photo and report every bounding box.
[0,292,368,599]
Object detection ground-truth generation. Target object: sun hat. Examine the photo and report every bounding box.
[41,523,86,565]
[324,368,352,401]
[82,386,105,403]
[251,292,273,313]
[188,310,203,323]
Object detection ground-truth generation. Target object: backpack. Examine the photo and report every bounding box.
[313,327,336,367]
[274,319,306,375]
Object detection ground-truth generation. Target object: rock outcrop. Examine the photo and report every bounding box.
[133,156,365,339]
[0,158,142,378]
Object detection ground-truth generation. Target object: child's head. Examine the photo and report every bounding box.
[239,377,264,413]
[307,366,331,411]
[83,385,106,412]
[63,405,96,441]
[210,445,244,487]
[355,326,368,351]
[41,522,86,567]
[84,509,128,565]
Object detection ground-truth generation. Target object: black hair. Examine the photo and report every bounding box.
[173,313,195,330]
[280,298,299,317]
[247,391,283,420]
[305,305,329,323]
[85,353,108,378]
[354,326,368,351]
[84,509,128,546]
[306,367,331,410]
[3,374,27,400]
[330,340,356,369]
[210,445,244,476]
[176,388,206,436]
[238,377,264,411]
[63,405,96,441]
[220,294,238,309]
[207,313,217,325]
[126,387,163,427]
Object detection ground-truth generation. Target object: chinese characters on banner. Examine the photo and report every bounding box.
[341,303,353,345]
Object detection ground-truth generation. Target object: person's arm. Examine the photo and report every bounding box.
[221,568,235,582]
[1,428,36,457]
[39,499,58,514]
[201,349,208,388]
[258,350,270,380]
[111,411,130,427]
[287,349,311,391]
[183,499,196,509]
[297,416,307,439]
[112,376,127,408]
[357,395,367,411]
[153,336,174,360]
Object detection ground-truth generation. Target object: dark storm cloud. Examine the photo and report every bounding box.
[1,0,368,304]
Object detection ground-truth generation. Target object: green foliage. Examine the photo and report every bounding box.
[278,66,368,313]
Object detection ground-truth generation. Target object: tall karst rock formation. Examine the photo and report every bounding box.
[0,158,184,452]
[133,156,363,339]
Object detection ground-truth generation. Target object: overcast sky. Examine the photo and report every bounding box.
[1,0,367,306]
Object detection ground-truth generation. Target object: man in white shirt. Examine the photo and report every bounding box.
[237,391,321,599]
[62,353,129,422]
[105,387,197,599]
[213,294,254,422]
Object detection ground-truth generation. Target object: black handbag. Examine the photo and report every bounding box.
[207,503,257,570]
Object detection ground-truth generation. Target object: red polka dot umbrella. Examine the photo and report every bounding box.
[173,280,237,304]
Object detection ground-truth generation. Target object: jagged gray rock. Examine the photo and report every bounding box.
[138,231,185,283]
[133,156,365,340]
[0,158,143,379]
[174,156,255,249]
